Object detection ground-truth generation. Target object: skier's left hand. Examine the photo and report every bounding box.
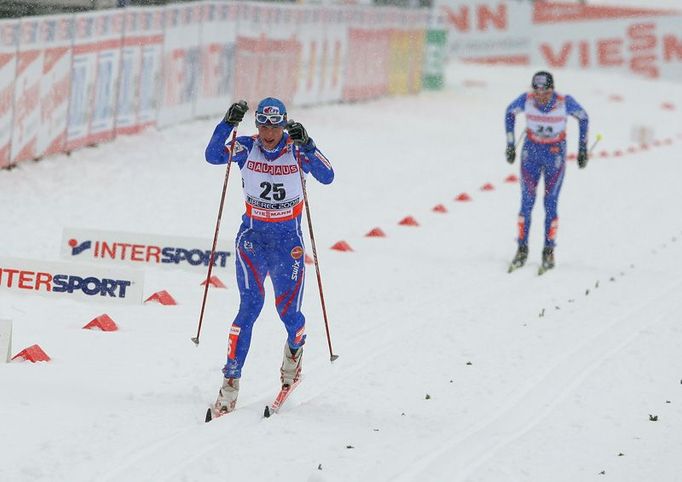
[287,121,310,146]
[577,143,588,168]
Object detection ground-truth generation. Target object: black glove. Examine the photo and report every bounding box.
[506,145,516,164]
[287,121,309,146]
[577,144,588,168]
[224,100,248,126]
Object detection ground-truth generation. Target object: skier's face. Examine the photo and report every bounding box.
[258,124,284,150]
[534,88,553,105]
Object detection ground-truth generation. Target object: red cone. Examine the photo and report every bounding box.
[331,241,353,252]
[455,192,471,202]
[599,150,609,158]
[661,102,675,110]
[609,94,623,102]
[83,314,118,332]
[201,276,226,288]
[613,150,623,157]
[504,174,518,183]
[480,183,495,191]
[145,290,177,305]
[365,227,387,237]
[398,216,419,226]
[12,344,51,362]
[432,204,448,213]
[304,254,314,265]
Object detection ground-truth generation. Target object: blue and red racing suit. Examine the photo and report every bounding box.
[205,121,334,379]
[505,91,589,248]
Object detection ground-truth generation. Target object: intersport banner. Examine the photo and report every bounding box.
[116,7,164,136]
[194,1,238,118]
[38,15,73,159]
[0,19,18,168]
[61,227,233,271]
[157,2,202,128]
[0,257,144,305]
[67,10,124,151]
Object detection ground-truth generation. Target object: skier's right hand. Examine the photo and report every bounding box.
[224,100,248,126]
[505,145,516,164]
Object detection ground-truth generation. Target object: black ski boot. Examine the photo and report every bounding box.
[508,245,529,273]
[538,247,555,275]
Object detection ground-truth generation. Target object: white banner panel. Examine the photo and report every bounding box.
[658,16,682,83]
[117,7,164,136]
[0,19,18,168]
[194,1,238,118]
[293,6,319,106]
[88,10,123,146]
[434,0,532,63]
[320,7,348,104]
[60,227,233,271]
[11,17,43,164]
[0,257,144,305]
[158,2,202,128]
[234,3,300,108]
[0,319,11,363]
[38,15,73,159]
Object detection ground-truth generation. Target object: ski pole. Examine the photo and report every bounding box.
[515,130,526,148]
[295,144,339,363]
[588,133,603,155]
[191,128,238,346]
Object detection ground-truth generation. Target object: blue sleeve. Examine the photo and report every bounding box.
[505,93,527,145]
[566,95,589,146]
[298,139,334,185]
[204,121,252,167]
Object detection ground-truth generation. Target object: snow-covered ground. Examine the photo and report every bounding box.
[1,62,682,481]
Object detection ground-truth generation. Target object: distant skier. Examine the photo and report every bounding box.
[505,71,589,274]
[204,97,334,418]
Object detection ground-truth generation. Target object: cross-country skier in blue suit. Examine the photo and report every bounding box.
[505,71,589,274]
[204,97,334,418]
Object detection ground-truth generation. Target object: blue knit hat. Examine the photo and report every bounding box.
[255,97,287,127]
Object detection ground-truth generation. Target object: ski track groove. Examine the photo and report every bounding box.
[392,279,682,482]
[93,336,399,482]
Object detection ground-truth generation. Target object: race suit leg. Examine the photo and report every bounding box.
[267,227,307,351]
[541,142,567,248]
[223,225,268,379]
[518,141,543,247]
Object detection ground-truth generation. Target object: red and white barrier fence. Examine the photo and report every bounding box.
[0,1,430,169]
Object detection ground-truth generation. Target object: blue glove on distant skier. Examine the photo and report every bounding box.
[577,143,588,168]
[505,145,516,164]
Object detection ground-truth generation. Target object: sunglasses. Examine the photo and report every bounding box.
[255,113,286,125]
[533,84,552,92]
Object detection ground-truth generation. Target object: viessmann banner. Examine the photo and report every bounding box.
[0,257,144,305]
[435,0,682,81]
[60,228,233,270]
